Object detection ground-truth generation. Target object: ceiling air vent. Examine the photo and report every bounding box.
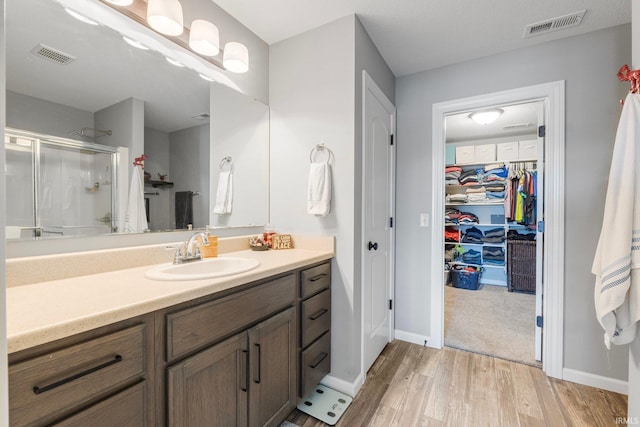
[524,10,587,38]
[31,44,76,65]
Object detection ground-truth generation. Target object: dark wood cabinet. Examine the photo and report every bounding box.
[248,307,297,427]
[298,262,332,397]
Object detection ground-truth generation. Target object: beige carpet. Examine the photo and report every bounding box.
[444,284,541,367]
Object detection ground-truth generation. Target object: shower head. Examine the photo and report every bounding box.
[68,127,112,143]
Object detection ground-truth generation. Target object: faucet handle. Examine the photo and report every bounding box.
[166,244,186,264]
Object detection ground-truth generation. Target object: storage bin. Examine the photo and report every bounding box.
[497,142,519,161]
[475,144,496,163]
[455,146,475,164]
[446,145,456,165]
[491,214,506,224]
[518,140,538,160]
[451,266,481,290]
[507,240,536,293]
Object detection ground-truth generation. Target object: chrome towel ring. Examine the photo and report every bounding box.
[219,156,233,172]
[309,143,333,163]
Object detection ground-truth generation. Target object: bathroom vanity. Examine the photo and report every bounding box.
[6,236,333,426]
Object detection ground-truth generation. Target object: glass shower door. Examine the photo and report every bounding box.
[4,134,38,238]
[39,141,114,237]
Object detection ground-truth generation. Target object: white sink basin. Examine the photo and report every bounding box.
[145,257,260,281]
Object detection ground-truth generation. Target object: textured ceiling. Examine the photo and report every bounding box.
[212,0,631,76]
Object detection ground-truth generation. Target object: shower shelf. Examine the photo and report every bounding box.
[146,180,174,188]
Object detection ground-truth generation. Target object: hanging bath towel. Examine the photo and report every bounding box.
[125,165,148,233]
[213,170,233,214]
[307,161,331,216]
[175,191,194,229]
[592,92,640,348]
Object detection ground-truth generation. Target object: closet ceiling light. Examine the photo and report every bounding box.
[223,42,249,73]
[147,0,184,36]
[189,20,220,57]
[469,109,503,125]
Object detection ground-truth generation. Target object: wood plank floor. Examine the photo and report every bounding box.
[286,340,628,427]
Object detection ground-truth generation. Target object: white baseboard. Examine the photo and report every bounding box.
[394,329,432,347]
[562,368,628,395]
[320,373,364,398]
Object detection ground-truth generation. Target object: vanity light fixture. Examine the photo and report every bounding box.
[189,19,220,56]
[122,35,149,50]
[65,8,99,25]
[147,0,184,36]
[104,0,134,5]
[223,42,249,74]
[469,109,504,125]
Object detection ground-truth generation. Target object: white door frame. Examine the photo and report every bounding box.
[430,81,565,379]
[361,70,396,380]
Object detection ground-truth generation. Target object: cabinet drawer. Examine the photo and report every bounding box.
[9,324,145,427]
[53,382,146,427]
[300,332,331,397]
[301,289,331,348]
[300,262,331,299]
[167,274,295,361]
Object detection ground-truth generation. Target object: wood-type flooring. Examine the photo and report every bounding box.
[286,340,628,426]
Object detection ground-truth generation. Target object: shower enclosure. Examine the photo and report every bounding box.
[4,129,119,239]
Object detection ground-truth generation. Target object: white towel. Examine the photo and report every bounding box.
[592,92,640,348]
[307,162,331,216]
[213,170,233,214]
[124,165,148,233]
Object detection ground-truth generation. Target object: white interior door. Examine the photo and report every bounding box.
[362,71,395,374]
[535,103,545,361]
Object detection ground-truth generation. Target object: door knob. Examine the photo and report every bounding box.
[368,241,378,251]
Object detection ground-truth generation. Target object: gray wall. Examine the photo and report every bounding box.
[169,125,210,229]
[395,24,631,380]
[270,15,395,388]
[6,91,93,139]
[95,97,144,169]
[144,127,171,230]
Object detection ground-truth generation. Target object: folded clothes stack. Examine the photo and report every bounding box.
[482,227,505,243]
[461,226,484,243]
[445,208,461,224]
[458,212,479,224]
[507,229,536,240]
[445,166,462,185]
[445,226,459,242]
[458,169,480,185]
[482,246,505,265]
[446,194,468,203]
[462,249,482,264]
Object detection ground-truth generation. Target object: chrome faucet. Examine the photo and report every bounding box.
[170,232,210,264]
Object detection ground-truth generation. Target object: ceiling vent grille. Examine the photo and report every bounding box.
[524,10,587,38]
[30,44,76,65]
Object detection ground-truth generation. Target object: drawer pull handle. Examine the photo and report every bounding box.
[253,344,261,384]
[240,349,248,392]
[308,308,328,321]
[33,354,123,395]
[308,273,327,282]
[309,352,328,369]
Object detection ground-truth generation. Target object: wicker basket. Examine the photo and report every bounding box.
[507,240,536,293]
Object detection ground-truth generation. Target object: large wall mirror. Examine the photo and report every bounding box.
[5,0,269,242]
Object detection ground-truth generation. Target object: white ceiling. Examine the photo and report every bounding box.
[212,0,631,77]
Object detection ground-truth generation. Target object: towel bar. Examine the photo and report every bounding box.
[310,143,333,163]
[219,156,233,172]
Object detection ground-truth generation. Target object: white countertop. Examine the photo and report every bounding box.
[7,245,333,354]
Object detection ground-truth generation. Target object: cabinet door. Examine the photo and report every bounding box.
[248,307,297,427]
[167,333,248,427]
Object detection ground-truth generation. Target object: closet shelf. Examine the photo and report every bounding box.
[449,261,506,270]
[446,201,504,206]
[145,180,174,188]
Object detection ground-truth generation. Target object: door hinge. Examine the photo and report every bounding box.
[389,217,393,228]
[538,125,546,138]
[536,316,543,328]
[389,299,393,310]
[390,134,394,146]
[537,220,544,233]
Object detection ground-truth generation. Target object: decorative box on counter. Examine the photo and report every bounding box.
[272,234,293,250]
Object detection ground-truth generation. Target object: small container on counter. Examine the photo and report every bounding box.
[263,224,276,248]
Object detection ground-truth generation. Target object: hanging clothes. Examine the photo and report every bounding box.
[592,92,640,348]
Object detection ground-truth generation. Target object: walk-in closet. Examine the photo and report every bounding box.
[443,102,543,366]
